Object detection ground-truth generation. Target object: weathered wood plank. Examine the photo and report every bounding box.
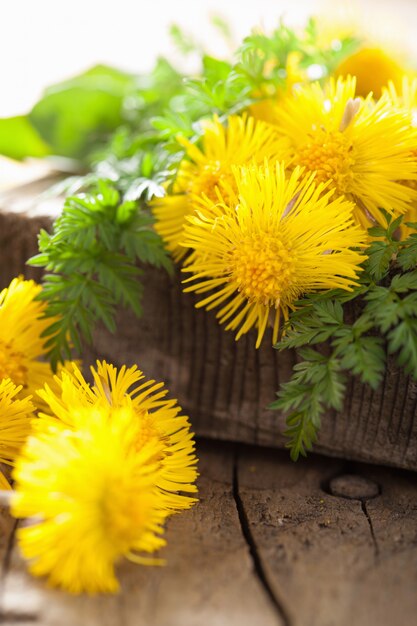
[1,440,416,625]
[0,441,281,626]
[0,503,15,580]
[1,177,417,470]
[237,445,417,626]
[0,175,60,287]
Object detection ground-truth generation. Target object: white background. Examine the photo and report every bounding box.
[1,0,417,187]
[2,0,417,117]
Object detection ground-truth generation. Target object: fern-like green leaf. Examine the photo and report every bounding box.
[397,228,417,270]
[284,408,321,461]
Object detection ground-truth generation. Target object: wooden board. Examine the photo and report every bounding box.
[1,439,417,625]
[238,445,417,626]
[1,177,417,470]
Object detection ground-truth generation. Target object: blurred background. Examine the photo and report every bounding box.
[2,0,417,185]
[3,0,417,116]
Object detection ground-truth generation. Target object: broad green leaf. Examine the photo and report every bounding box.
[0,115,51,160]
[29,65,136,160]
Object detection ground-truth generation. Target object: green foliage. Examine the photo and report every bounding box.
[236,18,360,97]
[273,215,417,460]
[397,224,417,270]
[0,116,51,160]
[0,66,140,162]
[210,15,234,45]
[365,213,403,280]
[0,18,359,175]
[29,181,172,368]
[169,24,203,56]
[28,65,137,159]
[277,299,344,349]
[271,349,345,460]
[0,60,185,165]
[364,271,417,377]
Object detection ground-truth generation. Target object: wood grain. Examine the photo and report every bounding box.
[1,177,417,470]
[1,440,416,625]
[236,445,417,626]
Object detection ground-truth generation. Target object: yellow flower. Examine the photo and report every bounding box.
[37,360,198,513]
[273,76,417,230]
[0,379,34,490]
[152,114,287,261]
[385,76,417,117]
[0,277,58,405]
[335,47,410,98]
[12,404,169,594]
[182,161,367,348]
[384,77,417,239]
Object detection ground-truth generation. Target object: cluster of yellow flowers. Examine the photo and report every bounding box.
[0,277,198,593]
[153,74,417,347]
[2,42,417,598]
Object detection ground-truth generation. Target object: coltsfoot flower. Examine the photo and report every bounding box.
[335,47,409,98]
[384,77,417,238]
[37,360,198,513]
[152,114,287,261]
[272,76,417,230]
[182,161,367,347]
[0,277,60,407]
[12,404,170,594]
[0,379,34,490]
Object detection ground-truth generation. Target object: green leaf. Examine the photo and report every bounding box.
[336,335,386,389]
[202,55,233,82]
[387,214,404,239]
[96,253,143,317]
[365,240,397,281]
[210,15,233,44]
[272,350,345,413]
[387,318,417,378]
[397,232,417,270]
[29,65,136,160]
[390,271,417,293]
[284,409,321,461]
[169,24,202,56]
[0,116,51,160]
[277,299,344,350]
[364,287,401,333]
[272,351,345,461]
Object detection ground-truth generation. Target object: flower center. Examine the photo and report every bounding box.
[187,161,234,203]
[229,233,296,307]
[296,129,355,194]
[0,341,28,388]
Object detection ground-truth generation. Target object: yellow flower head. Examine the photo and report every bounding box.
[0,277,58,406]
[37,360,198,513]
[0,378,34,490]
[12,404,169,594]
[152,114,287,261]
[385,76,417,122]
[335,47,410,98]
[182,161,367,348]
[384,77,417,238]
[273,76,417,230]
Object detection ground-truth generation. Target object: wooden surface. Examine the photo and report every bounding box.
[0,439,417,626]
[1,177,417,470]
